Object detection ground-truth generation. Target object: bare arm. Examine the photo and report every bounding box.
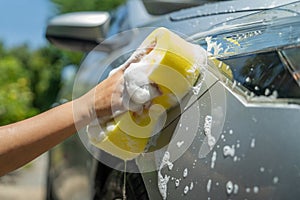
[0,69,124,176]
[0,42,155,176]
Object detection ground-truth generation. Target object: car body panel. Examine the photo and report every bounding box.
[139,80,300,199]
[136,1,300,199]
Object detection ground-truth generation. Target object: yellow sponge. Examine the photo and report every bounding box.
[88,27,203,160]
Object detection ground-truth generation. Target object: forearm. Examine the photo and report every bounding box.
[0,63,124,176]
[0,98,89,176]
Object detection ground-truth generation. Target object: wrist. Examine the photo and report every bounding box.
[73,90,95,130]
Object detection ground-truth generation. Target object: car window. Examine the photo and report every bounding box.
[193,2,300,103]
[219,48,300,99]
[279,47,300,86]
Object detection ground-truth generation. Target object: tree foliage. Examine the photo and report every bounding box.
[51,0,125,13]
[0,43,74,125]
[0,0,125,125]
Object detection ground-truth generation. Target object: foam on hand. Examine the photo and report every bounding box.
[87,27,207,160]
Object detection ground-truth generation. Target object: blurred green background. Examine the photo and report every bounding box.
[0,0,125,126]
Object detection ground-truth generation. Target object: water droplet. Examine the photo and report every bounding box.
[175,179,180,187]
[225,78,229,85]
[273,176,279,184]
[184,185,189,194]
[233,156,238,162]
[245,187,251,193]
[183,168,188,178]
[253,186,259,194]
[250,138,256,148]
[211,151,217,169]
[207,179,212,193]
[252,116,258,123]
[218,62,223,68]
[176,141,184,148]
[260,167,265,172]
[229,129,233,134]
[265,88,271,96]
[232,80,237,89]
[226,181,234,195]
[245,77,251,83]
[208,136,216,149]
[190,182,194,190]
[233,184,239,194]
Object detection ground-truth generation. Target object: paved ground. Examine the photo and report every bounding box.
[0,152,48,200]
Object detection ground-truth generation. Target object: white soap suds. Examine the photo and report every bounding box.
[223,145,235,157]
[273,176,279,184]
[204,115,215,150]
[233,184,239,195]
[245,77,251,83]
[260,167,265,172]
[86,120,107,142]
[175,179,180,187]
[211,151,217,169]
[233,156,238,162]
[192,73,206,95]
[158,172,170,200]
[253,186,259,194]
[176,141,185,148]
[190,182,194,190]
[158,151,173,200]
[250,138,256,148]
[106,122,116,132]
[226,181,233,195]
[205,36,223,55]
[184,185,189,195]
[265,88,271,96]
[207,179,212,193]
[123,63,161,112]
[183,168,188,178]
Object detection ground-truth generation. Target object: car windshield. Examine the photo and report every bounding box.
[194,1,300,102]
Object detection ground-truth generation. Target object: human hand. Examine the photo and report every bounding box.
[78,41,158,124]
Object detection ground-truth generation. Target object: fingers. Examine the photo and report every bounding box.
[122,40,157,70]
[94,40,158,122]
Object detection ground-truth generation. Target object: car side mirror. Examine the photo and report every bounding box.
[46,11,110,52]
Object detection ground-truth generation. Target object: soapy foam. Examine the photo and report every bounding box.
[183,168,188,178]
[184,185,189,194]
[211,151,217,169]
[175,179,180,187]
[176,141,184,148]
[123,62,161,112]
[190,182,194,190]
[204,115,216,150]
[223,145,235,157]
[158,151,174,200]
[207,179,212,193]
[226,181,233,195]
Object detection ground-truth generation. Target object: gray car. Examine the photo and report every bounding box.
[46,0,300,199]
